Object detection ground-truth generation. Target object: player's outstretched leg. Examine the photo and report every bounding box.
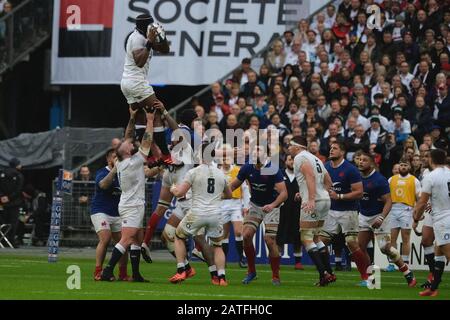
[129,244,149,282]
[293,244,304,270]
[421,225,435,288]
[265,233,281,286]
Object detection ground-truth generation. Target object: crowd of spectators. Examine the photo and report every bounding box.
[190,0,450,178]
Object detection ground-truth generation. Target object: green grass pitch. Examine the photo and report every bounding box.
[0,254,448,300]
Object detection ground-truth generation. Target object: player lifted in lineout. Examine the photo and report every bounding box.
[121,14,171,164]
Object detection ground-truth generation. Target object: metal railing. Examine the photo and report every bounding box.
[168,0,336,120]
[0,0,53,76]
[54,180,157,246]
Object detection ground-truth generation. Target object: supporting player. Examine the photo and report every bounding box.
[320,142,370,283]
[121,14,171,164]
[288,136,335,286]
[386,157,421,271]
[357,152,416,287]
[169,142,232,286]
[101,107,154,282]
[229,146,288,285]
[90,149,130,281]
[141,109,198,261]
[414,149,450,297]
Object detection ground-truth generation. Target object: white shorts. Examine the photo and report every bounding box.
[172,198,191,220]
[222,199,243,223]
[91,213,121,233]
[359,214,391,234]
[162,165,192,188]
[119,205,145,229]
[120,78,154,105]
[300,199,330,223]
[389,206,413,229]
[423,213,434,228]
[322,210,359,236]
[247,202,280,225]
[433,216,450,247]
[178,211,223,239]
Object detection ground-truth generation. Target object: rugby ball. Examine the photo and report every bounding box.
[147,22,166,43]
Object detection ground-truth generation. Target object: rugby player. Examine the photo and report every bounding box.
[101,106,154,282]
[320,142,370,283]
[229,146,288,285]
[414,149,450,297]
[121,14,171,164]
[169,142,232,286]
[357,152,416,287]
[91,149,130,281]
[288,136,335,286]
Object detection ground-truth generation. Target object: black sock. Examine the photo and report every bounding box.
[154,131,170,155]
[367,247,375,264]
[294,255,302,264]
[177,266,186,274]
[318,247,333,275]
[222,243,229,258]
[210,270,218,278]
[104,247,124,273]
[129,249,141,278]
[185,262,192,271]
[308,248,326,277]
[425,253,435,274]
[431,260,445,291]
[235,240,244,260]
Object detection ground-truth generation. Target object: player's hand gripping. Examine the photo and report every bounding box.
[129,106,138,119]
[144,107,155,122]
[262,203,275,213]
[147,27,158,43]
[371,215,385,229]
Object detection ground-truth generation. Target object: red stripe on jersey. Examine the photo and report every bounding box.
[59,0,114,28]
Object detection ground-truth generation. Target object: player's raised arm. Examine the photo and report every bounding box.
[124,106,138,140]
[139,109,155,157]
[154,99,178,130]
[99,166,117,190]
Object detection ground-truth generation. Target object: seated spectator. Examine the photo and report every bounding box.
[387,108,412,144]
[232,58,255,86]
[410,95,432,142]
[433,83,450,129]
[258,64,271,89]
[366,116,387,148]
[252,94,269,120]
[206,111,219,130]
[226,82,240,107]
[346,124,370,161]
[241,71,266,99]
[202,82,223,111]
[309,140,327,163]
[209,94,230,123]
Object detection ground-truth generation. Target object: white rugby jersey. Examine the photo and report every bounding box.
[294,150,330,202]
[183,164,228,215]
[122,30,152,81]
[117,152,146,208]
[421,166,450,222]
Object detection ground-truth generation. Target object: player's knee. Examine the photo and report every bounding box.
[175,226,187,240]
[210,238,223,247]
[263,234,276,247]
[344,233,358,250]
[319,230,332,243]
[301,229,315,243]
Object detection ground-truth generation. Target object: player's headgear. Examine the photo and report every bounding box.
[290,136,307,149]
[135,14,154,36]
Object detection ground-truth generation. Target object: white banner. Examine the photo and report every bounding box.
[51,0,326,86]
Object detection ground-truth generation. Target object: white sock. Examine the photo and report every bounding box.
[235,235,243,241]
[402,255,409,263]
[316,241,326,250]
[218,269,225,276]
[424,246,434,255]
[115,243,126,254]
[177,262,185,269]
[130,244,140,251]
[222,238,229,244]
[208,265,217,273]
[184,259,189,265]
[306,243,317,251]
[367,241,374,249]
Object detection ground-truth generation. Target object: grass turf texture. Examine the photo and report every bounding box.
[0,255,448,300]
